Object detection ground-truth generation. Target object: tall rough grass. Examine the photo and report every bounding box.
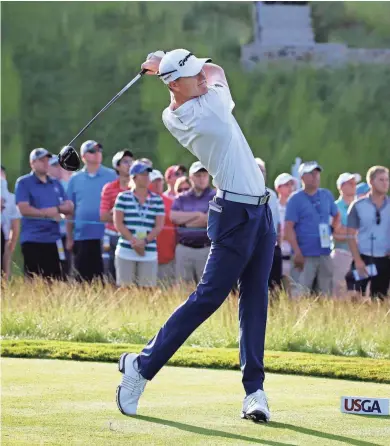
[1,278,389,358]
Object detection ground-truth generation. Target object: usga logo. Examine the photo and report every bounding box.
[341,397,389,416]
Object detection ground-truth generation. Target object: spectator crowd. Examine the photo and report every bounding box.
[1,140,389,299]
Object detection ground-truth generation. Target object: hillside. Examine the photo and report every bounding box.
[2,1,390,192]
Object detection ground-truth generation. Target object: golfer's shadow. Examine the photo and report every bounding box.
[136,415,293,445]
[136,416,382,446]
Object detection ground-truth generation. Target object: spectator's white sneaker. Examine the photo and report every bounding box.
[241,389,271,423]
[116,353,147,416]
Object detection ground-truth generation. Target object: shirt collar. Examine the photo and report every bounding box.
[82,166,102,176]
[368,194,390,210]
[189,187,211,198]
[31,171,52,184]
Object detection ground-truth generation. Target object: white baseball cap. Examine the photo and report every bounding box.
[158,49,212,85]
[274,173,296,190]
[149,169,164,182]
[112,150,133,170]
[336,172,361,189]
[29,148,53,162]
[298,161,323,177]
[189,161,207,175]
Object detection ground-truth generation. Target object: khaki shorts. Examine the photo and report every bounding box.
[115,256,158,287]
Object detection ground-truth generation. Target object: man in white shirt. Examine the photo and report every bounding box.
[116,49,275,423]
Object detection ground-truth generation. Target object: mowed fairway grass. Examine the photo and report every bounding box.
[2,358,389,446]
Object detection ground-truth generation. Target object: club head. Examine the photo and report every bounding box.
[58,146,81,171]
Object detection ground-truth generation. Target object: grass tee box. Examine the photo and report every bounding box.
[2,340,390,384]
[2,358,390,446]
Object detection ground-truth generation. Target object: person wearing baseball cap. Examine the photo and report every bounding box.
[331,172,361,296]
[163,165,183,198]
[99,150,134,283]
[113,161,165,288]
[274,173,298,280]
[148,169,177,284]
[15,148,73,280]
[171,162,215,284]
[284,161,340,297]
[66,140,116,283]
[116,49,273,422]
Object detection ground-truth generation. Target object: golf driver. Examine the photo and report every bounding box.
[58,68,148,171]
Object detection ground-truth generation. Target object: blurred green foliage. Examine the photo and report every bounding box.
[2,1,390,195]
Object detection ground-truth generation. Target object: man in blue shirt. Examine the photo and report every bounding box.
[15,148,73,279]
[285,161,340,296]
[66,140,116,282]
[347,166,390,299]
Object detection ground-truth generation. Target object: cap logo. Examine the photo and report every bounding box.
[178,53,193,67]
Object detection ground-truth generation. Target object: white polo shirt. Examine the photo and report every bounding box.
[162,83,265,196]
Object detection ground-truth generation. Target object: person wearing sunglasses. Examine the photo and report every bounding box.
[331,172,361,297]
[15,148,73,280]
[66,140,116,283]
[284,161,340,297]
[174,176,191,195]
[99,150,134,283]
[347,165,390,299]
[163,165,183,198]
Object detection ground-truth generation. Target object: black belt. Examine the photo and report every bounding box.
[282,255,291,261]
[179,242,210,249]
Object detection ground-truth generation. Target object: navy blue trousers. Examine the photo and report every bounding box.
[138,197,276,395]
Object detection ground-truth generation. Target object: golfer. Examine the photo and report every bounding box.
[116,49,276,423]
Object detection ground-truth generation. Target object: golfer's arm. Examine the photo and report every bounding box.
[203,63,229,88]
[170,211,201,225]
[146,215,165,243]
[284,221,302,256]
[113,209,135,243]
[347,228,361,263]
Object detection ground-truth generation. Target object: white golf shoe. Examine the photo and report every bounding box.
[241,389,271,423]
[116,353,147,416]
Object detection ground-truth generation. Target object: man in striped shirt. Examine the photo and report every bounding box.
[100,150,133,282]
[113,161,165,287]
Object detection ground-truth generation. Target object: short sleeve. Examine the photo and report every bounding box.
[347,202,360,229]
[9,196,21,220]
[171,196,183,212]
[15,178,30,204]
[100,183,112,214]
[326,190,338,217]
[285,194,299,223]
[114,192,127,211]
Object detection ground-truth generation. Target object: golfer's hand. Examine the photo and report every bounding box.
[141,51,165,75]
[293,252,305,271]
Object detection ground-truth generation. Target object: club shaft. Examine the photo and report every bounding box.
[67,69,147,147]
